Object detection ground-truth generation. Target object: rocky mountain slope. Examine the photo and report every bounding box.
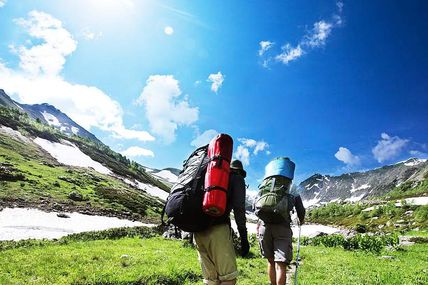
[0,91,171,222]
[299,159,428,207]
[0,89,99,142]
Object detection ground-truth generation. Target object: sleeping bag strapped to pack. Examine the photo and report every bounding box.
[162,145,213,232]
[254,157,296,223]
[203,134,233,217]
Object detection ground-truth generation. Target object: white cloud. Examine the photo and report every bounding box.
[254,141,269,155]
[12,11,77,76]
[191,129,218,147]
[81,28,102,40]
[121,146,154,158]
[238,138,257,148]
[0,0,6,8]
[0,69,155,141]
[262,2,344,67]
[304,21,333,48]
[259,41,274,56]
[164,26,174,35]
[409,150,428,159]
[235,145,250,166]
[235,138,270,166]
[136,75,199,144]
[335,147,360,166]
[372,133,409,163]
[275,44,303,64]
[238,138,269,155]
[0,11,154,142]
[207,72,225,93]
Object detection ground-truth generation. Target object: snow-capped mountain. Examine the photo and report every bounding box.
[299,158,428,207]
[0,89,99,142]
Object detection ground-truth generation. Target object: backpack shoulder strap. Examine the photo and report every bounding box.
[190,146,209,194]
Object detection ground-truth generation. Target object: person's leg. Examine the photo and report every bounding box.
[271,225,293,285]
[267,258,276,285]
[275,262,287,285]
[194,229,220,285]
[258,223,275,284]
[211,224,238,284]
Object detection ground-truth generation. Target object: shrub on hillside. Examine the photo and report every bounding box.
[415,205,428,223]
[68,191,85,201]
[302,233,399,254]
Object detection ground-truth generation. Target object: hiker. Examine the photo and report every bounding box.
[194,159,250,285]
[254,157,305,285]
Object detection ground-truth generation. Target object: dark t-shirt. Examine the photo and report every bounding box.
[212,171,247,232]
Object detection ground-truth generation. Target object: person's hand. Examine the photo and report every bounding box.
[238,229,250,257]
[240,238,250,257]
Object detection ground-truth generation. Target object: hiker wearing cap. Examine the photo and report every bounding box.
[194,159,250,285]
[254,157,305,285]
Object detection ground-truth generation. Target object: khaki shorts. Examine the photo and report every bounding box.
[194,224,238,285]
[258,223,293,263]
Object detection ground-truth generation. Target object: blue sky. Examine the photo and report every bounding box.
[0,0,427,190]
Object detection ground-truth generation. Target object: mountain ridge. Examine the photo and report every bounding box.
[299,158,428,207]
[0,89,100,143]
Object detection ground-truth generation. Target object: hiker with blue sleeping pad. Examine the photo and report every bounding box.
[254,157,305,285]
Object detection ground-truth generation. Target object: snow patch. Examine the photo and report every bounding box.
[234,222,340,237]
[307,183,320,191]
[362,206,376,212]
[154,170,178,183]
[0,208,153,241]
[122,178,169,201]
[135,181,169,201]
[350,183,371,193]
[71,126,80,135]
[404,159,427,167]
[345,193,365,202]
[41,111,61,127]
[303,197,321,208]
[34,137,111,175]
[396,196,428,206]
[329,198,341,203]
[0,125,31,143]
[291,224,340,237]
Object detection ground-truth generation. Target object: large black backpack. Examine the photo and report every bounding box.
[161,145,214,232]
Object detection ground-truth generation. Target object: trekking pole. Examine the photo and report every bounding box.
[294,220,302,285]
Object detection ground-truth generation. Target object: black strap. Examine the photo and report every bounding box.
[204,186,228,193]
[209,155,231,163]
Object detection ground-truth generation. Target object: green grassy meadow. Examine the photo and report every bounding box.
[1,232,427,285]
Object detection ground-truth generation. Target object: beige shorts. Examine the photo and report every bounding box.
[194,223,238,285]
[258,223,293,263]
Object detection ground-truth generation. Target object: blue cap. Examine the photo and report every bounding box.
[263,157,295,180]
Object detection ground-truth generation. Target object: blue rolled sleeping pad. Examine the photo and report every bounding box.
[263,157,295,180]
